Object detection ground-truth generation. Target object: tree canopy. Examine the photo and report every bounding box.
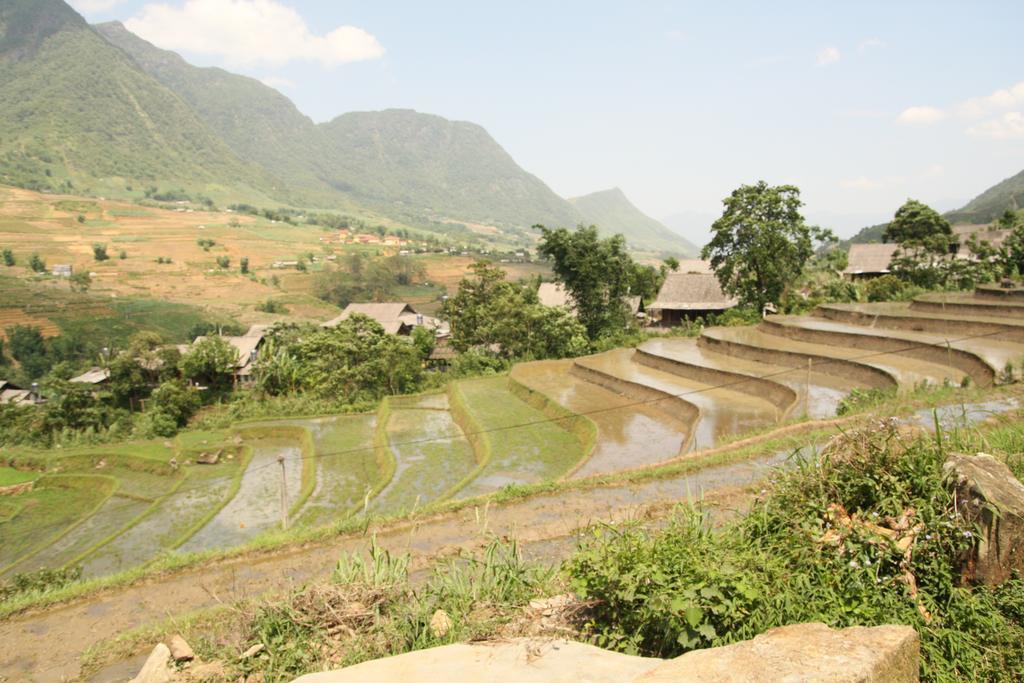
[883,199,952,255]
[441,260,588,360]
[536,225,637,338]
[701,181,833,310]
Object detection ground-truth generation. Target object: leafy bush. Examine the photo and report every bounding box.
[2,249,14,266]
[568,423,1024,680]
[255,299,287,314]
[865,275,905,302]
[92,243,109,261]
[216,255,230,269]
[836,387,894,415]
[0,566,82,602]
[29,253,45,273]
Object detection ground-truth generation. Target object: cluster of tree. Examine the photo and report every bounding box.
[442,261,589,360]
[885,199,1023,290]
[252,316,427,402]
[537,225,670,339]
[314,253,426,308]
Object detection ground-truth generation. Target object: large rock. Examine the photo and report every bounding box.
[290,624,918,683]
[943,452,1024,585]
[290,640,661,683]
[637,623,919,683]
[129,643,173,683]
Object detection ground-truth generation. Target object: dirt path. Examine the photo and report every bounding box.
[0,450,784,682]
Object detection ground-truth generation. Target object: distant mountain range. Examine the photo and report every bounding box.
[0,0,695,257]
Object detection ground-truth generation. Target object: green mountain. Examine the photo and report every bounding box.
[0,0,277,201]
[316,109,579,229]
[94,21,341,206]
[569,188,698,256]
[945,168,1024,225]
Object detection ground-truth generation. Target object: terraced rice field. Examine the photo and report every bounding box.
[4,285,1024,579]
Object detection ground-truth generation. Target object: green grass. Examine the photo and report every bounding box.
[0,466,38,487]
[451,376,585,499]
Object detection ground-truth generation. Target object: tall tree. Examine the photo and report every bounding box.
[702,181,832,310]
[536,225,636,338]
[883,199,952,254]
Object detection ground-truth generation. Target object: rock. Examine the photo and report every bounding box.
[179,660,226,682]
[196,450,220,465]
[289,640,661,683]
[168,634,194,662]
[429,609,452,638]
[240,643,265,659]
[129,643,173,683]
[943,452,1024,585]
[636,623,919,683]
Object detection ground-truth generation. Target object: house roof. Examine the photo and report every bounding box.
[672,259,714,274]
[193,325,266,375]
[0,388,33,405]
[956,228,1012,258]
[649,273,738,311]
[538,282,574,309]
[843,243,900,275]
[70,367,111,384]
[321,303,448,336]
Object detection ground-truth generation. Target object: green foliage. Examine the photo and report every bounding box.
[569,425,1024,680]
[537,225,638,339]
[835,387,895,415]
[6,324,50,379]
[148,380,201,434]
[29,253,45,273]
[68,270,91,292]
[314,254,424,307]
[702,181,835,310]
[884,200,952,255]
[77,214,85,224]
[2,249,15,266]
[92,243,109,261]
[255,299,287,314]
[215,255,230,269]
[254,316,425,401]
[118,249,127,260]
[179,336,237,390]
[239,256,249,274]
[196,238,216,251]
[864,274,906,302]
[442,260,589,359]
[0,566,82,603]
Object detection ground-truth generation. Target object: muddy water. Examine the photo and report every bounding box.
[297,415,380,527]
[577,348,777,451]
[512,360,687,477]
[4,495,150,577]
[912,398,1020,430]
[178,439,304,552]
[80,470,236,577]
[640,338,855,419]
[778,316,1024,374]
[371,408,476,516]
[708,326,965,387]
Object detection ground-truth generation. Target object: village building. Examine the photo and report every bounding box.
[69,367,111,385]
[842,243,900,279]
[648,272,737,325]
[321,303,448,336]
[0,380,39,406]
[192,325,267,384]
[51,264,73,278]
[672,259,715,274]
[538,281,644,319]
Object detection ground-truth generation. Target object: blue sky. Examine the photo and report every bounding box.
[70,0,1024,241]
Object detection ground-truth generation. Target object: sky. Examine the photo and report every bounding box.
[69,0,1024,242]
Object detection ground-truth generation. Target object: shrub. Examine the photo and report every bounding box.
[240,256,250,274]
[865,275,905,302]
[2,249,13,266]
[216,255,230,269]
[92,243,109,261]
[255,299,287,314]
[29,253,46,273]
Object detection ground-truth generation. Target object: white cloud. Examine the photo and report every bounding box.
[967,111,1024,140]
[839,176,882,190]
[68,0,127,12]
[857,38,883,52]
[897,106,946,125]
[260,76,295,90]
[956,82,1024,118]
[124,0,385,68]
[815,46,840,66]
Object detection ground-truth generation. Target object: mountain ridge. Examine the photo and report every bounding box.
[570,188,698,256]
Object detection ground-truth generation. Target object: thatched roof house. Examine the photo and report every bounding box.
[321,303,447,336]
[648,272,737,324]
[673,259,714,274]
[537,282,573,309]
[193,325,267,381]
[0,380,37,406]
[843,243,900,279]
[69,367,111,385]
